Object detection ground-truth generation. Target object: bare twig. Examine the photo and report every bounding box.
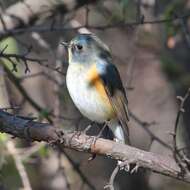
[174,89,190,152]
[6,140,32,190]
[0,12,190,39]
[85,5,90,27]
[104,165,119,190]
[19,72,59,85]
[129,110,173,150]
[2,65,52,123]
[57,152,71,190]
[0,0,98,39]
[136,0,142,23]
[173,88,190,172]
[0,47,47,73]
[61,149,96,190]
[0,64,32,190]
[178,16,190,48]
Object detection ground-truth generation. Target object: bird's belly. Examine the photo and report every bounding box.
[66,67,114,122]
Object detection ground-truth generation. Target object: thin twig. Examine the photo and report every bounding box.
[1,13,190,38]
[57,152,71,190]
[129,110,173,150]
[104,165,120,190]
[61,149,97,190]
[178,16,190,49]
[6,140,32,190]
[2,65,52,123]
[136,0,142,23]
[173,88,190,172]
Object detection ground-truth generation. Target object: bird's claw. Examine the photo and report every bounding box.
[83,122,94,134]
[117,160,139,173]
[130,164,139,174]
[88,153,97,161]
[118,160,130,172]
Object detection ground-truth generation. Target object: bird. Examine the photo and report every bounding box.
[62,33,130,144]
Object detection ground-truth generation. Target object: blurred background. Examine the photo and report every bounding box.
[0,0,190,189]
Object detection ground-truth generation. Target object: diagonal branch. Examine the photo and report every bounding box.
[2,65,52,123]
[0,0,98,39]
[0,109,190,183]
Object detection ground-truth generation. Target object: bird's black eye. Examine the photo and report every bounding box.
[76,44,83,50]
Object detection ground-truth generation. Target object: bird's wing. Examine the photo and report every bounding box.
[98,62,130,143]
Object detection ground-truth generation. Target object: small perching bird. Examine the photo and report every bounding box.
[62,33,130,144]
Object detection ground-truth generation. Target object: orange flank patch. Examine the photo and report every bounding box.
[87,64,107,99]
[87,64,115,117]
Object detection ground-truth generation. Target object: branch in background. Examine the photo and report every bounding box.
[129,110,173,150]
[0,44,66,75]
[0,65,32,190]
[178,16,190,49]
[0,0,98,39]
[173,88,190,172]
[1,12,190,39]
[1,109,190,184]
[0,45,47,73]
[2,63,71,122]
[6,141,32,190]
[136,0,142,23]
[104,165,119,190]
[61,149,96,190]
[57,152,71,190]
[19,71,59,85]
[2,65,52,123]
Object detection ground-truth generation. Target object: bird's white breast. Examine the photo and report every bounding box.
[66,64,113,123]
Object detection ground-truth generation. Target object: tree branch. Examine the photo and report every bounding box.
[0,110,190,183]
[0,0,97,39]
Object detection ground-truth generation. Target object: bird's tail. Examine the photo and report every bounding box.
[108,119,130,144]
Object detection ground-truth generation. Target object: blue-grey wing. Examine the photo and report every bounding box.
[98,62,130,143]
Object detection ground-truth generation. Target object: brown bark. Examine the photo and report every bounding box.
[0,109,190,183]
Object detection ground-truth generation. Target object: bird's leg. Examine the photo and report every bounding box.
[130,164,139,174]
[88,122,107,162]
[97,122,108,138]
[71,121,94,142]
[69,117,83,142]
[91,122,108,146]
[83,121,95,134]
[71,122,95,158]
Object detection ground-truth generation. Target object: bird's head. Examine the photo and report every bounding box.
[61,33,111,66]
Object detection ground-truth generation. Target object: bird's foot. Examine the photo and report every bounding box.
[130,164,139,174]
[71,122,94,141]
[118,160,130,172]
[87,123,108,162]
[83,122,95,134]
[96,122,107,138]
[87,122,107,149]
[88,153,97,161]
[87,136,99,161]
[117,160,139,173]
